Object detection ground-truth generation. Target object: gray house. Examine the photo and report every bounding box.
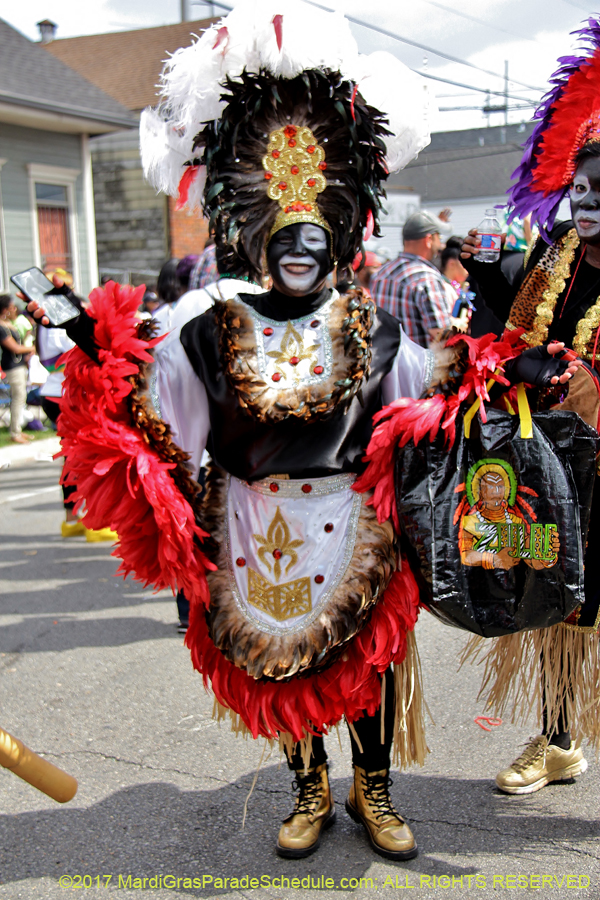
[0,18,136,295]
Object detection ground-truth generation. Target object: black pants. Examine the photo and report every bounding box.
[41,397,76,511]
[286,668,395,772]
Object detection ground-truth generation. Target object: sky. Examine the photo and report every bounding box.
[1,0,598,132]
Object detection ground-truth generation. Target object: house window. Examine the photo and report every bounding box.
[35,183,72,273]
[27,163,80,285]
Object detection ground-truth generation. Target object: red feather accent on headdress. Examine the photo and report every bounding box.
[212,26,229,53]
[364,208,375,242]
[176,165,199,210]
[533,50,600,192]
[272,14,283,51]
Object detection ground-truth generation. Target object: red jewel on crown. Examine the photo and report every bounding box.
[288,140,297,148]
[236,557,246,567]
[264,172,273,180]
[289,356,300,365]
[272,149,280,158]
[302,484,312,494]
[278,182,287,190]
[270,482,279,492]
[307,178,316,187]
[272,372,281,382]
[291,165,299,174]
[314,574,324,584]
[307,145,315,154]
[319,162,327,170]
[284,125,297,138]
[313,365,324,375]
[263,327,274,336]
[324,523,334,533]
[310,320,319,327]
[273,549,283,560]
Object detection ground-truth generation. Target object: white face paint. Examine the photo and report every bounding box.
[276,224,329,293]
[571,172,600,239]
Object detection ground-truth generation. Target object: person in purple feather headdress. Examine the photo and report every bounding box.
[460,18,600,795]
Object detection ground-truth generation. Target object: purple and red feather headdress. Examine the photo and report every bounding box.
[509,17,600,240]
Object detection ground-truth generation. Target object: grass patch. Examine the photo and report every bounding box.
[0,425,56,449]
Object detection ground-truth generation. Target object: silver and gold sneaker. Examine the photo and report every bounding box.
[496,735,587,795]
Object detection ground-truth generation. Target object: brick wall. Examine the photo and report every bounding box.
[167,196,209,258]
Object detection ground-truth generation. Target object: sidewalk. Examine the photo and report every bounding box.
[0,435,60,467]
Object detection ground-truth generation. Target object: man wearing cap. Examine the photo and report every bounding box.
[370,211,452,346]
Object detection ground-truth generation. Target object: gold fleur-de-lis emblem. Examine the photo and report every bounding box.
[253,507,304,582]
[267,321,319,380]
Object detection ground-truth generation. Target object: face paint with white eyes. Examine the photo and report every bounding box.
[267,223,332,296]
[570,161,600,241]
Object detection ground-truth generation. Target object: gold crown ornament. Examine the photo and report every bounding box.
[262,125,332,243]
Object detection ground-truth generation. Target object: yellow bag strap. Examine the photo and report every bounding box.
[516,382,533,439]
[463,375,532,440]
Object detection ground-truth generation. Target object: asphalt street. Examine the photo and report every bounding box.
[0,457,598,900]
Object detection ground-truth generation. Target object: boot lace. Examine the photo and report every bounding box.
[511,736,548,773]
[361,772,401,822]
[292,769,323,815]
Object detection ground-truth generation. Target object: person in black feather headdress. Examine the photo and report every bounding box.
[25,0,584,859]
[138,1,435,860]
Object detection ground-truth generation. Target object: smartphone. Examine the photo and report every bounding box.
[10,267,79,326]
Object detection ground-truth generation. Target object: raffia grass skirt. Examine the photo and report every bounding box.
[215,629,429,771]
[461,624,600,751]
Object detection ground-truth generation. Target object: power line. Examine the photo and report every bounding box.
[438,104,535,112]
[420,0,541,45]
[304,0,545,93]
[190,0,540,107]
[418,70,537,104]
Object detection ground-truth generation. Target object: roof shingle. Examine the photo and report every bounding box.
[43,18,216,112]
[0,17,136,130]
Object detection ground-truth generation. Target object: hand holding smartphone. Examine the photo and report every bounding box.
[10,267,79,327]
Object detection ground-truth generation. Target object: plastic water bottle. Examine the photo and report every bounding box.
[475,208,502,263]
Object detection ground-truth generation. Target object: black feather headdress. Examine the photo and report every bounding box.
[188,70,390,282]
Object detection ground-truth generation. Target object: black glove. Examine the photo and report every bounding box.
[45,282,86,311]
[504,345,571,388]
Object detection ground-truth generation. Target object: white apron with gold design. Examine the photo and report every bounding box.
[225,474,362,635]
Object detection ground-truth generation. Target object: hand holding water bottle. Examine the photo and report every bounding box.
[461,211,506,263]
[475,208,502,262]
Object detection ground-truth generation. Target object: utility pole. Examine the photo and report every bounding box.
[181,0,186,21]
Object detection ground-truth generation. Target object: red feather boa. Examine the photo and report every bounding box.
[58,282,213,608]
[354,330,527,526]
[58,282,421,741]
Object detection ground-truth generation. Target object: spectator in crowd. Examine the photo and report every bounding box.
[0,294,33,443]
[189,240,217,290]
[141,286,160,316]
[370,211,452,346]
[13,300,34,346]
[152,258,182,334]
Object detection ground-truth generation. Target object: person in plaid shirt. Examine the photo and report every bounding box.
[370,211,453,347]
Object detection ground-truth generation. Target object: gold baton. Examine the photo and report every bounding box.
[0,726,77,803]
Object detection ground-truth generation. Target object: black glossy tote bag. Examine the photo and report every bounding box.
[395,389,598,637]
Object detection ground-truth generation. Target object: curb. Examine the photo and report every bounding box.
[0,436,61,467]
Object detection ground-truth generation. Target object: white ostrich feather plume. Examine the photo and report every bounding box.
[141,0,434,205]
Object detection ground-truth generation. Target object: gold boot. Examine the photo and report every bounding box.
[276,763,336,859]
[346,766,417,861]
